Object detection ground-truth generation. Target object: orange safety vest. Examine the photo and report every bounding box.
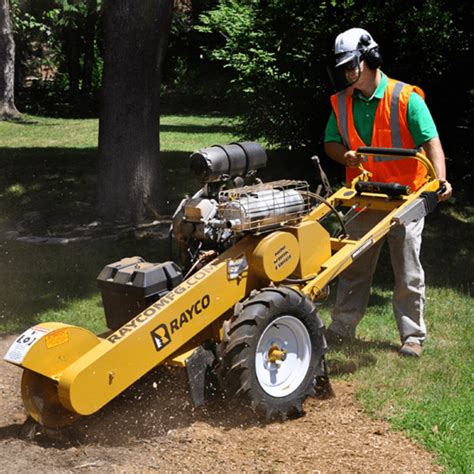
[330,76,427,191]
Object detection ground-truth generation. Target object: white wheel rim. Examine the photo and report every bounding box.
[255,315,312,398]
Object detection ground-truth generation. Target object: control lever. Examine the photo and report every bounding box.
[311,155,333,197]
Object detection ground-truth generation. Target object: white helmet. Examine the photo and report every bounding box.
[334,27,379,67]
[328,27,382,91]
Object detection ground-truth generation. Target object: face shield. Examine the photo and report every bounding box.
[327,50,362,92]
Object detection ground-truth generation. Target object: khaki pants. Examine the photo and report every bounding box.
[328,210,427,345]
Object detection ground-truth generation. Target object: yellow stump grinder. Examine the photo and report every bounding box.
[4,143,444,428]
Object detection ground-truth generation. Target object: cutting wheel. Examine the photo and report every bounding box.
[21,369,80,428]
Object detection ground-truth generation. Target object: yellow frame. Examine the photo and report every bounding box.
[4,149,441,422]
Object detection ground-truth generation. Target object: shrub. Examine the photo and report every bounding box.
[197,0,469,149]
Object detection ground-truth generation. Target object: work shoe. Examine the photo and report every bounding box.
[399,342,423,358]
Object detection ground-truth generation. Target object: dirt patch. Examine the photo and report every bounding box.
[0,334,441,473]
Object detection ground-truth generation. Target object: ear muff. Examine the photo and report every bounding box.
[358,33,383,69]
[363,46,382,69]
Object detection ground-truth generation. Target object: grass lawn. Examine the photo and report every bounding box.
[0,114,473,471]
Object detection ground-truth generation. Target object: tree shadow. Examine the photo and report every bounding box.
[0,148,199,227]
[2,116,41,125]
[0,147,98,226]
[0,147,195,333]
[0,145,333,229]
[368,206,474,290]
[0,236,174,333]
[160,123,235,134]
[420,207,474,288]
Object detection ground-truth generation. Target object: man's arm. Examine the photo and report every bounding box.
[407,93,452,201]
[422,137,453,201]
[324,141,362,168]
[324,112,363,168]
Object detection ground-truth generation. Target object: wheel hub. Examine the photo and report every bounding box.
[267,344,287,363]
[256,315,312,398]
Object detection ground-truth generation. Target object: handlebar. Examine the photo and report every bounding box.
[357,146,421,157]
[355,146,438,182]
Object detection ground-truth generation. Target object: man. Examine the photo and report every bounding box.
[324,27,452,357]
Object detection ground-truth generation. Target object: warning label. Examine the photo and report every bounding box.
[4,326,50,365]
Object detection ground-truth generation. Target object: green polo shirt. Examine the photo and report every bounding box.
[324,72,438,147]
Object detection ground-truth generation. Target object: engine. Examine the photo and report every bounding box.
[172,142,310,269]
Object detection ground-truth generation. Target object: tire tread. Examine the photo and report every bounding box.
[219,287,328,420]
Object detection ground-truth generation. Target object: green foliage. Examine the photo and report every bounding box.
[160,1,236,115]
[11,8,50,36]
[197,0,471,149]
[11,0,103,115]
[162,7,199,94]
[44,0,102,30]
[197,0,335,147]
[10,1,57,77]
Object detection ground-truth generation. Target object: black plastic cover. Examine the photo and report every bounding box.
[97,257,183,330]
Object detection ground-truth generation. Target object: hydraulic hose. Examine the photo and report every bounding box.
[304,191,348,237]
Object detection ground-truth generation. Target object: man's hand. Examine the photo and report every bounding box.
[438,178,453,201]
[344,150,363,168]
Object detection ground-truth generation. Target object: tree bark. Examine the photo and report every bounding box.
[97,0,173,223]
[0,0,19,120]
[81,0,98,97]
[63,26,82,98]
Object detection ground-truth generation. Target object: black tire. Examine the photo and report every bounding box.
[218,286,328,420]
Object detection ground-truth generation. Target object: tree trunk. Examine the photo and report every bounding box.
[0,0,19,120]
[63,26,82,98]
[81,0,98,97]
[97,0,173,223]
